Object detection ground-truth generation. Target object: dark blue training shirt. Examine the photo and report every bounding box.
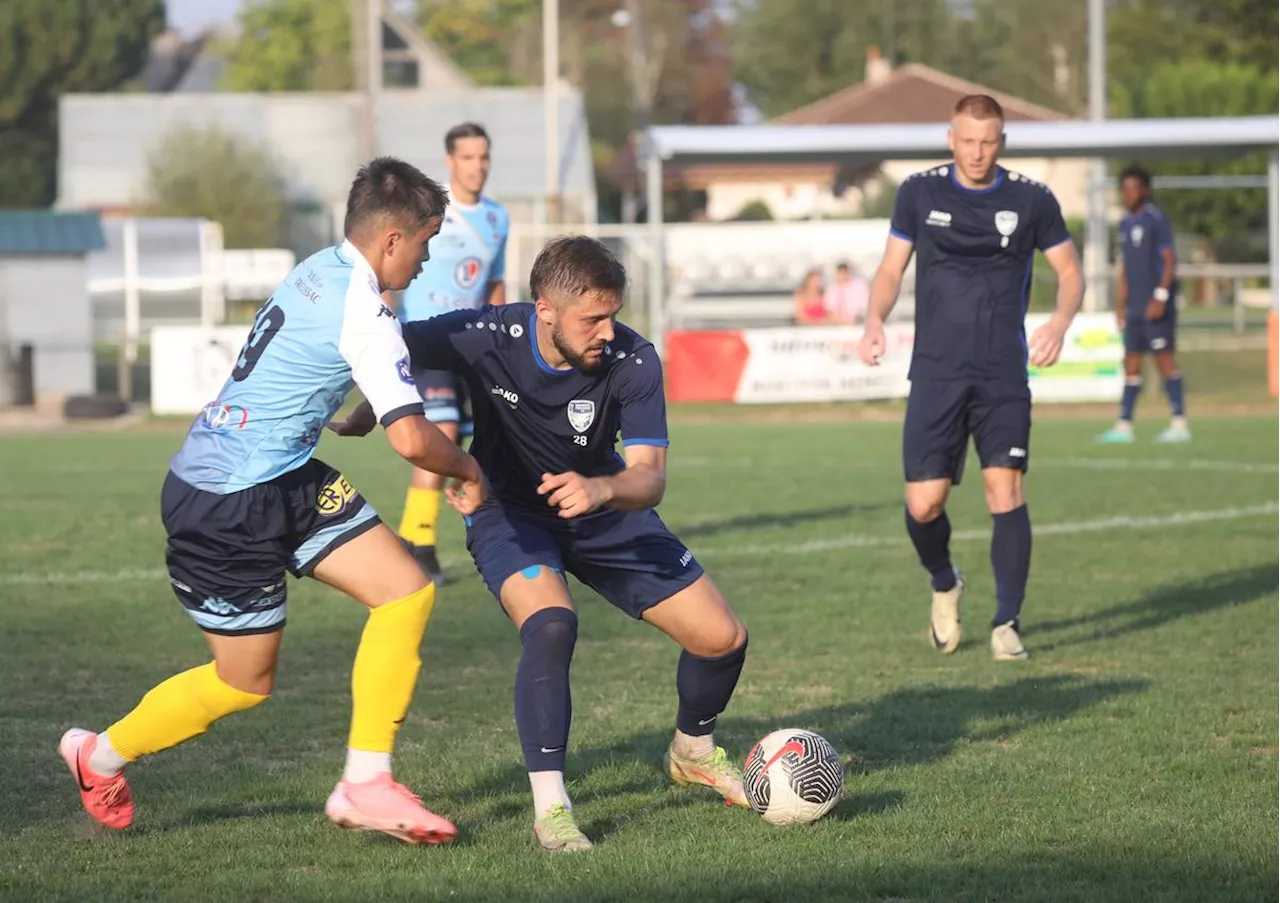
[402,302,668,514]
[890,165,1072,382]
[1117,203,1176,314]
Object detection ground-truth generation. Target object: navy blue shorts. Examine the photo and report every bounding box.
[411,365,472,436]
[1124,309,1177,354]
[160,459,380,636]
[903,379,1031,485]
[464,502,705,619]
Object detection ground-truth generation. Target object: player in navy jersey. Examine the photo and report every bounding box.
[392,122,511,582]
[56,158,485,844]
[858,95,1085,661]
[332,236,750,852]
[1097,166,1189,444]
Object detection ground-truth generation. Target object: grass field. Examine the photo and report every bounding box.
[0,407,1276,902]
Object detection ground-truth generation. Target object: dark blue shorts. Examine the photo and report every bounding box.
[160,459,380,636]
[903,379,1031,485]
[411,365,473,436]
[464,502,705,619]
[1124,309,1177,354]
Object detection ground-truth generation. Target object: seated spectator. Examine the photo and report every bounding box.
[824,261,871,325]
[794,270,829,325]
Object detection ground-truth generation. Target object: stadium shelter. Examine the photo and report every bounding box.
[641,116,1280,395]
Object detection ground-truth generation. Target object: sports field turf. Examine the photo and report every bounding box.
[0,404,1275,901]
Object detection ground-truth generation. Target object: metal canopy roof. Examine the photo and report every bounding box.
[646,116,1280,165]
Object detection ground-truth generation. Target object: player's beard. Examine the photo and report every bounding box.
[551,326,606,373]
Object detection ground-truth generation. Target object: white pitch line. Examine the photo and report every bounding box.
[1037,457,1278,475]
[698,503,1279,558]
[3,503,1275,585]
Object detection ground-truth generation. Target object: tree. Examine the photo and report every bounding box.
[416,0,536,86]
[145,124,290,249]
[1111,60,1278,261]
[0,0,164,206]
[218,0,353,91]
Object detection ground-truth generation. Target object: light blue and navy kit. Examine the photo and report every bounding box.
[398,195,509,429]
[164,240,426,636]
[1118,202,1178,353]
[889,165,1071,484]
[403,303,702,618]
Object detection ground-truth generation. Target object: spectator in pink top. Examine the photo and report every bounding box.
[825,262,870,325]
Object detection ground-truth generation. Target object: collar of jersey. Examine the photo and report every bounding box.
[529,312,575,376]
[950,166,1004,194]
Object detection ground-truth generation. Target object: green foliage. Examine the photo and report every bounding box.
[1111,60,1278,261]
[417,0,536,86]
[0,0,164,206]
[144,124,289,249]
[731,199,774,221]
[218,0,353,91]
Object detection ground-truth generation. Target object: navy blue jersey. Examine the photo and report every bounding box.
[403,303,668,513]
[1118,203,1176,314]
[890,165,1072,382]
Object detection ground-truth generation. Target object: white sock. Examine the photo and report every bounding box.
[529,770,571,818]
[1115,419,1133,433]
[344,749,392,783]
[673,729,716,760]
[1171,416,1188,430]
[88,732,128,776]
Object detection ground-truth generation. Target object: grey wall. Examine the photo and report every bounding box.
[0,256,94,397]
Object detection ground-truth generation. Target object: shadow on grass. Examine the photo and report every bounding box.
[1032,564,1278,653]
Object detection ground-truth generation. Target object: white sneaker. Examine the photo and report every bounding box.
[991,621,1029,661]
[929,569,964,654]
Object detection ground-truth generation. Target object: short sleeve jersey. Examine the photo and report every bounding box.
[402,303,668,513]
[889,165,1072,382]
[398,195,509,322]
[1118,203,1176,313]
[169,241,425,493]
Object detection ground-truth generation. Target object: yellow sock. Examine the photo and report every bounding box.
[349,584,435,752]
[105,662,267,762]
[399,487,441,547]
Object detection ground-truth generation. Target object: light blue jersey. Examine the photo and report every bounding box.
[399,195,508,322]
[170,240,425,493]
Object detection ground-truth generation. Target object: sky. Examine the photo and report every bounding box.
[165,0,243,36]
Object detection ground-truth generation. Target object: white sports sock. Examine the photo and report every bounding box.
[673,729,716,761]
[1171,416,1188,431]
[88,732,128,776]
[529,770,571,817]
[344,749,392,783]
[1114,419,1133,433]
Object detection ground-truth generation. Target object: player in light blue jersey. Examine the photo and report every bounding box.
[57,158,486,846]
[393,122,510,584]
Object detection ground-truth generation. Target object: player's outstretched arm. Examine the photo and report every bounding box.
[859,234,913,366]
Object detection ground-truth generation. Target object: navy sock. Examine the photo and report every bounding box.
[675,635,748,737]
[905,508,956,591]
[514,607,577,773]
[1163,375,1185,417]
[991,506,1032,627]
[1120,377,1142,421]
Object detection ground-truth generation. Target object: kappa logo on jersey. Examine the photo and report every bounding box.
[396,355,414,385]
[567,399,596,432]
[926,209,952,228]
[316,475,357,516]
[454,257,483,289]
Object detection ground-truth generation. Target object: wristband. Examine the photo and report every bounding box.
[1152,287,1169,302]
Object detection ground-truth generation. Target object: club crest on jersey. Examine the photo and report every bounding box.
[994,210,1019,248]
[1130,225,1144,247]
[567,399,595,432]
[455,257,483,289]
[396,355,414,385]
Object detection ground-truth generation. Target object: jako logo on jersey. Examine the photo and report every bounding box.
[377,304,396,318]
[491,385,519,407]
[396,355,414,385]
[316,475,357,515]
[454,257,483,289]
[926,210,952,228]
[1008,447,1027,458]
[678,550,693,567]
[567,399,596,432]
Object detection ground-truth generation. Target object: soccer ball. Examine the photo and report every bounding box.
[742,728,844,825]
